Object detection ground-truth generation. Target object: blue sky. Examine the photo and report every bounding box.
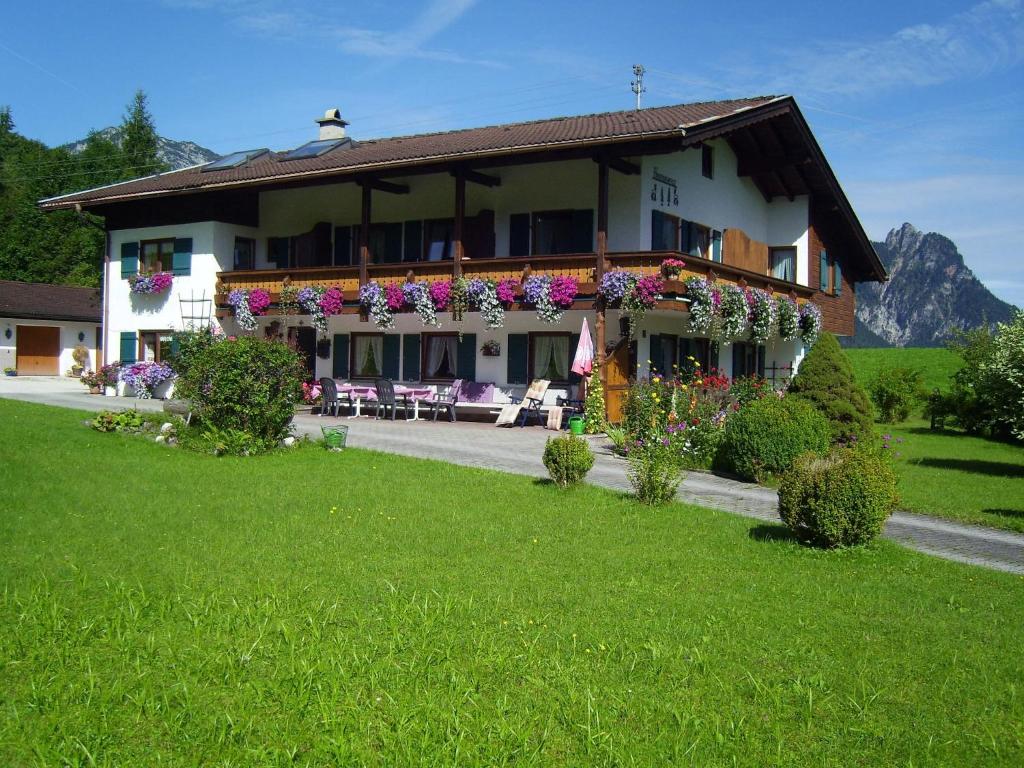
[3,0,1022,305]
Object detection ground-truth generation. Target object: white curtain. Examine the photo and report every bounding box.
[533,335,568,381]
[771,248,795,280]
[426,336,459,378]
[355,335,383,377]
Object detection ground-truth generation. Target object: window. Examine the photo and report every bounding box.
[351,334,384,379]
[651,333,678,374]
[769,247,796,282]
[732,342,765,378]
[701,144,714,179]
[233,237,255,270]
[368,223,402,263]
[422,333,459,380]
[680,337,715,374]
[687,223,711,259]
[140,239,174,272]
[652,210,679,251]
[529,332,571,383]
[425,219,454,261]
[140,330,174,363]
[532,210,575,255]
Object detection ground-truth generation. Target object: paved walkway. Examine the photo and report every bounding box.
[3,376,1023,575]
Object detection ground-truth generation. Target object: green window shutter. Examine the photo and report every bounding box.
[651,210,665,250]
[382,223,403,263]
[648,333,662,375]
[333,226,351,266]
[403,220,422,262]
[819,251,829,291]
[571,209,593,252]
[332,334,350,379]
[172,237,192,276]
[507,333,528,384]
[757,345,766,378]
[569,333,580,379]
[456,333,477,381]
[678,337,691,367]
[709,341,720,371]
[732,343,744,378]
[170,335,180,359]
[119,331,137,363]
[269,237,290,268]
[833,258,842,296]
[402,334,421,381]
[120,242,139,278]
[711,230,722,263]
[681,220,697,257]
[382,334,401,379]
[509,213,530,257]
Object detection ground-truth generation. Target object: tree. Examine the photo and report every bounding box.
[120,90,165,179]
[583,365,605,433]
[788,332,875,443]
[0,106,13,136]
[980,310,1024,440]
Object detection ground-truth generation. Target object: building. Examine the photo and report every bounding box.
[39,97,885,418]
[0,280,101,375]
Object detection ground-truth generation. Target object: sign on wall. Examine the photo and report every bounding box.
[650,168,679,208]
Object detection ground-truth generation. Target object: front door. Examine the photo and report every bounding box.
[16,325,60,375]
[604,338,634,424]
[289,326,317,381]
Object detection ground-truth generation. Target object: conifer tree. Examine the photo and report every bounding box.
[120,90,165,178]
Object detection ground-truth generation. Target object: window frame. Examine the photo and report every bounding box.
[420,332,460,382]
[233,236,256,271]
[138,329,174,363]
[651,210,680,251]
[349,332,386,380]
[769,246,797,283]
[140,238,175,273]
[531,209,576,256]
[701,144,714,179]
[527,331,572,384]
[424,218,454,262]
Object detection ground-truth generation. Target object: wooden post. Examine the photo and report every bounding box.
[359,182,371,286]
[596,157,609,397]
[453,170,465,277]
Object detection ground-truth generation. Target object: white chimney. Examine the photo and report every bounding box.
[316,108,348,140]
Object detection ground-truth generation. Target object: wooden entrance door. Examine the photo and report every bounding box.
[604,338,634,423]
[16,325,60,375]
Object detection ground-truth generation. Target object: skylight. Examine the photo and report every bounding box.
[201,148,269,172]
[281,138,349,161]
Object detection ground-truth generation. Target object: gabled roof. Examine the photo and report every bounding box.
[0,280,101,323]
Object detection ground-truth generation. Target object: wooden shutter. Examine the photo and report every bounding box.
[382,334,400,379]
[571,209,594,252]
[120,242,139,278]
[819,251,829,291]
[171,237,192,276]
[833,258,842,296]
[456,333,477,381]
[711,230,722,263]
[403,220,422,262]
[648,333,662,375]
[381,223,402,263]
[333,226,351,266]
[732,343,744,378]
[507,333,528,384]
[680,220,697,257]
[332,334,349,379]
[312,222,332,267]
[269,237,290,268]
[119,331,137,363]
[402,334,421,381]
[509,213,530,257]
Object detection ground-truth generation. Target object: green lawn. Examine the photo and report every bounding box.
[1,399,1023,766]
[845,346,961,392]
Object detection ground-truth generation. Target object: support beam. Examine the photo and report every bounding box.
[359,184,371,286]
[737,153,810,178]
[359,178,409,195]
[596,157,609,398]
[453,171,465,277]
[452,167,500,187]
[594,154,640,176]
[771,169,795,202]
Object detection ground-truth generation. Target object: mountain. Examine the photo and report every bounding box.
[61,127,219,170]
[848,223,1018,348]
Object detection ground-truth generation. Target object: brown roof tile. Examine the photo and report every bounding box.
[0,280,101,323]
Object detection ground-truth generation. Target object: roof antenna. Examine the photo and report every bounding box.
[631,64,646,110]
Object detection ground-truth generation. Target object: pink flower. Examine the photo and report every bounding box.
[429,280,453,310]
[496,278,518,305]
[149,272,173,293]
[248,288,272,315]
[318,287,344,316]
[385,283,405,311]
[548,276,578,308]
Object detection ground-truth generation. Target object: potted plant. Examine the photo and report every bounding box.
[80,369,102,394]
[480,339,501,357]
[661,257,686,280]
[71,344,89,377]
[3,366,16,377]
[98,362,120,395]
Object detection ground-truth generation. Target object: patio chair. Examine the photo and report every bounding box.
[373,378,409,421]
[495,379,550,427]
[319,377,349,417]
[430,379,463,422]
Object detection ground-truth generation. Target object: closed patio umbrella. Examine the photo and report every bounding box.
[571,318,595,402]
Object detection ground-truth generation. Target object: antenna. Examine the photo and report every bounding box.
[631,64,646,110]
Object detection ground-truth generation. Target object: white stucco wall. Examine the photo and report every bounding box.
[1,317,100,374]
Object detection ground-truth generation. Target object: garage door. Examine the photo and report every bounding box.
[16,325,60,375]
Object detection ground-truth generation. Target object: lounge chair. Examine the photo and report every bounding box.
[495,379,550,427]
[373,378,409,421]
[429,379,462,422]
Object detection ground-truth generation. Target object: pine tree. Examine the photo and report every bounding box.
[120,90,165,179]
[0,106,13,135]
[788,332,874,443]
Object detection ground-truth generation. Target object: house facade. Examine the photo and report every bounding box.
[41,97,885,418]
[0,281,101,376]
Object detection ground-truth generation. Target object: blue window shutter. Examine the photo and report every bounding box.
[456,333,477,380]
[509,214,530,257]
[382,334,400,380]
[711,230,722,263]
[649,333,662,375]
[507,333,528,384]
[681,220,698,257]
[819,251,829,292]
[119,331,137,363]
[402,334,421,381]
[833,258,842,296]
[332,334,349,379]
[120,242,138,278]
[171,237,192,276]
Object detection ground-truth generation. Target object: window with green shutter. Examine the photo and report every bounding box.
[332,334,350,379]
[119,331,137,363]
[509,214,530,257]
[120,242,139,278]
[333,226,351,266]
[403,220,423,262]
[507,333,529,384]
[456,334,477,380]
[381,334,401,379]
[648,333,662,375]
[172,237,192,276]
[402,334,421,381]
[819,251,829,292]
[711,230,722,263]
[833,258,842,296]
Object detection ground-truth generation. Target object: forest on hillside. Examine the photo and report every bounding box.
[0,91,165,288]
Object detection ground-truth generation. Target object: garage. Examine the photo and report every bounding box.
[16,325,60,375]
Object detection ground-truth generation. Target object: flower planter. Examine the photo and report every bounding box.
[104,385,117,397]
[89,386,101,395]
[153,379,175,400]
[3,370,16,377]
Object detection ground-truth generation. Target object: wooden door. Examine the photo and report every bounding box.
[16,325,60,375]
[604,339,633,424]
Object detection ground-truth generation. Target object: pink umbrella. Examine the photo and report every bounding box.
[571,317,595,376]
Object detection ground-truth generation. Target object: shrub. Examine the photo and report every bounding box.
[180,424,276,456]
[605,425,628,454]
[583,366,606,434]
[981,310,1024,440]
[626,439,685,504]
[778,447,898,547]
[90,409,145,433]
[176,336,304,447]
[719,396,831,482]
[542,435,594,487]
[788,332,874,443]
[728,375,770,407]
[170,326,222,379]
[870,366,926,423]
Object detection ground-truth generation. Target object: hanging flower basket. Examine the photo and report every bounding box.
[129,271,173,295]
[522,275,578,324]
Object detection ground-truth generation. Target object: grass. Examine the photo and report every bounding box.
[1,398,1023,766]
[845,347,1024,533]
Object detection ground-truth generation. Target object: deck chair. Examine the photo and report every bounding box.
[495,379,550,427]
[373,378,409,421]
[429,379,462,422]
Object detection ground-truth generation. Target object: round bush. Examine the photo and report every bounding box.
[719,396,830,482]
[626,440,685,505]
[543,434,595,487]
[870,366,925,423]
[176,335,304,445]
[778,448,898,547]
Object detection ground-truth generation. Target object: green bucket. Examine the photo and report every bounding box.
[568,416,585,436]
[321,424,349,450]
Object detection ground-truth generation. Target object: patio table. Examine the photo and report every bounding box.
[394,385,433,420]
[333,383,433,420]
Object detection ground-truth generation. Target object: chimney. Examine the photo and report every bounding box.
[316,108,348,140]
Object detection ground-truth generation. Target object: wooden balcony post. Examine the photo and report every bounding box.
[453,170,465,278]
[359,182,371,286]
[596,156,609,392]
